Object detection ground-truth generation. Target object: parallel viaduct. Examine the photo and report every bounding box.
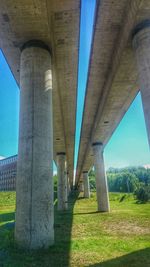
[0,0,150,249]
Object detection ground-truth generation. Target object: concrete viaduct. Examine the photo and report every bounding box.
[0,0,150,249]
[75,0,150,212]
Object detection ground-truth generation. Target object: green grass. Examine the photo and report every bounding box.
[0,191,150,267]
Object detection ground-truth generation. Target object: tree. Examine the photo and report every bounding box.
[88,166,150,194]
[134,184,150,203]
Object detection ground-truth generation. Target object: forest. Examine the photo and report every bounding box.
[89,166,150,202]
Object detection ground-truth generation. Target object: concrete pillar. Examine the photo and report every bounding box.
[67,172,71,196]
[57,153,68,211]
[15,40,54,249]
[132,20,150,148]
[83,171,90,198]
[92,142,110,212]
[79,180,84,192]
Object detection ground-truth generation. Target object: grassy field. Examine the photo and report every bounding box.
[0,191,150,267]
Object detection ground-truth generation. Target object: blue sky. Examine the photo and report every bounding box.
[74,0,96,168]
[104,93,150,169]
[0,0,149,169]
[0,51,19,157]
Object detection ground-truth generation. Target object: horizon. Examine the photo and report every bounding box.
[0,153,149,172]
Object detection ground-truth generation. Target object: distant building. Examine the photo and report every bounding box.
[0,155,17,191]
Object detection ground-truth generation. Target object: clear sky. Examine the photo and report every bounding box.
[0,0,149,170]
[104,93,150,169]
[0,51,19,157]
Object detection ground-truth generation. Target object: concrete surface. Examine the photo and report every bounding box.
[15,44,54,249]
[133,22,150,148]
[0,0,80,188]
[83,172,90,198]
[76,0,150,185]
[57,153,68,211]
[93,143,110,212]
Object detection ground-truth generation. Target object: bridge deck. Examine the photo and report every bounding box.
[0,0,81,186]
[75,0,150,184]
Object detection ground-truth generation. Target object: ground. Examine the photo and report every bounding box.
[0,191,150,267]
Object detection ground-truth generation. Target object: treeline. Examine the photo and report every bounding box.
[107,166,150,193]
[89,166,150,202]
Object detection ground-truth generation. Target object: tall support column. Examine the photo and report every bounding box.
[92,142,110,212]
[15,40,54,249]
[79,180,84,192]
[83,171,90,198]
[64,162,68,207]
[57,153,68,211]
[67,172,71,196]
[132,20,150,147]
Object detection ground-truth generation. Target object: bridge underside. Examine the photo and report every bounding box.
[1,0,150,249]
[0,0,80,186]
[76,0,150,184]
[0,0,80,248]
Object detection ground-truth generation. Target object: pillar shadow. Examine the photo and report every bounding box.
[86,248,150,267]
[73,211,99,216]
[0,212,15,223]
[77,196,85,200]
[0,190,79,267]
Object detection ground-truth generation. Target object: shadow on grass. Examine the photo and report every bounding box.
[87,248,150,267]
[0,212,15,223]
[74,211,99,215]
[77,196,85,200]
[0,190,79,267]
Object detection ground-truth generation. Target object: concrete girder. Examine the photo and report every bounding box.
[75,0,149,185]
[133,20,150,149]
[0,0,80,189]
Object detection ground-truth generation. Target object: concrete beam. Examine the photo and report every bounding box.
[0,0,80,192]
[133,20,150,148]
[75,0,143,186]
[15,41,54,249]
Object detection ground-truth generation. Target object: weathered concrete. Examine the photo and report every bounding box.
[75,0,150,186]
[79,180,84,192]
[0,1,80,190]
[92,143,110,212]
[57,153,68,211]
[133,20,150,148]
[15,41,54,249]
[67,172,71,197]
[83,171,90,198]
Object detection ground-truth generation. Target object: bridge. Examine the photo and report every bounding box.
[0,0,150,249]
[75,0,150,211]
